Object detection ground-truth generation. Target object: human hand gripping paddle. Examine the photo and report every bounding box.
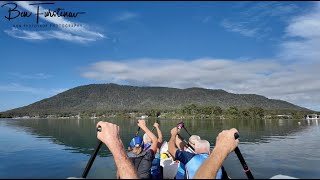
[176,121,195,152]
[135,114,150,136]
[136,112,161,135]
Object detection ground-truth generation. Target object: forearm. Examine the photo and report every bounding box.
[109,140,138,179]
[175,135,186,150]
[156,127,163,143]
[168,134,177,159]
[193,147,228,179]
[141,126,157,143]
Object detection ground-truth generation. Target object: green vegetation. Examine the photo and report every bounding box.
[0,83,314,119]
[165,104,309,120]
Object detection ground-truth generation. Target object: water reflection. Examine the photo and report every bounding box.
[1,118,319,179]
[5,118,310,156]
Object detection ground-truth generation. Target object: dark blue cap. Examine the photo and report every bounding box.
[129,136,144,149]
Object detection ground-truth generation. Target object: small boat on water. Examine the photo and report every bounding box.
[305,114,319,120]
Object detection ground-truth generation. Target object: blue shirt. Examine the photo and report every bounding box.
[175,149,223,179]
[175,149,195,164]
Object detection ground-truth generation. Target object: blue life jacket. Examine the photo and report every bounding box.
[185,153,223,179]
[151,153,162,179]
[175,161,186,179]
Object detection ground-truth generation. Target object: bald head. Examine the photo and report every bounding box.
[143,133,151,144]
[189,135,200,148]
[195,140,210,154]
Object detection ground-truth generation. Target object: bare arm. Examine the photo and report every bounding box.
[168,127,179,159]
[97,121,138,179]
[175,135,187,150]
[111,140,137,179]
[154,122,163,144]
[138,119,158,153]
[193,128,239,179]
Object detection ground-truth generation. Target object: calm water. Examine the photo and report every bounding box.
[0,118,319,179]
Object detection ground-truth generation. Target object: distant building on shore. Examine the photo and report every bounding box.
[305,114,319,120]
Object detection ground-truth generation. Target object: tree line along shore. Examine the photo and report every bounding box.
[1,103,313,120]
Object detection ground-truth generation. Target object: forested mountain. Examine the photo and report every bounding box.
[2,83,310,116]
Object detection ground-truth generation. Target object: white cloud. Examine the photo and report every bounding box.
[9,72,52,80]
[221,19,259,38]
[0,83,67,96]
[5,28,99,43]
[221,2,301,39]
[3,1,105,43]
[202,16,211,23]
[113,12,138,22]
[0,83,44,94]
[285,4,320,39]
[279,2,320,62]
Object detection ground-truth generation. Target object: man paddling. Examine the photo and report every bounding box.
[127,119,158,179]
[193,128,239,179]
[168,126,224,179]
[142,122,163,179]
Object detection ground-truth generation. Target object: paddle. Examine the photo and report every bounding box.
[151,112,161,132]
[177,133,195,152]
[135,127,141,136]
[234,133,254,179]
[135,115,145,136]
[176,121,195,151]
[81,126,102,178]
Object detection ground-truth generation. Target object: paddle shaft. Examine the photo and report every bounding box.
[234,133,254,179]
[136,127,140,136]
[151,113,160,132]
[177,133,195,152]
[182,126,192,137]
[82,126,102,178]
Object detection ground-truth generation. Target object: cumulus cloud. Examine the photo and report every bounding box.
[3,1,105,43]
[279,2,320,62]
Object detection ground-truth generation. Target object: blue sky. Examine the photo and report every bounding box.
[0,1,320,112]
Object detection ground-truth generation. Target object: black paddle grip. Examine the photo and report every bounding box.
[234,132,239,140]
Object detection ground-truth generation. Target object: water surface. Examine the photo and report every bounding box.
[0,118,319,179]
